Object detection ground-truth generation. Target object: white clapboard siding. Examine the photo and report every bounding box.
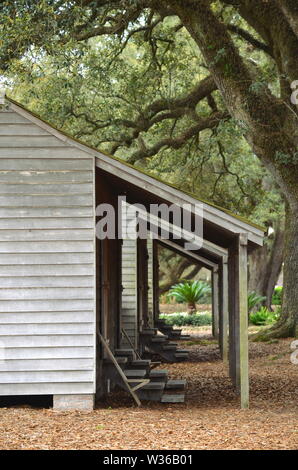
[0,299,94,312]
[3,347,94,360]
[121,236,138,349]
[0,335,93,348]
[0,241,94,253]
[0,383,94,396]
[0,253,93,264]
[0,312,94,324]
[0,265,94,276]
[0,136,68,147]
[0,147,93,158]
[0,370,94,383]
[0,194,93,206]
[0,171,93,184]
[0,325,93,340]
[0,276,94,288]
[0,207,93,218]
[0,230,94,241]
[0,106,96,397]
[0,158,93,170]
[0,358,94,372]
[0,183,93,194]
[0,124,50,136]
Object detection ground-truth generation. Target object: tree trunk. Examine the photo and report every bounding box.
[253,203,298,340]
[187,302,196,314]
[165,0,298,339]
[248,220,284,309]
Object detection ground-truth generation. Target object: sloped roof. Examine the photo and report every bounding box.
[3,95,265,246]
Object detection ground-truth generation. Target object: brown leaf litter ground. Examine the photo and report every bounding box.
[0,329,297,450]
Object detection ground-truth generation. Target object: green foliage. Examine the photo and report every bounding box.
[248,291,266,313]
[272,286,283,306]
[249,307,280,326]
[167,280,211,306]
[159,313,212,327]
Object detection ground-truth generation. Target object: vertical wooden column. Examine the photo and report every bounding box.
[152,240,160,324]
[218,257,229,363]
[228,234,249,409]
[221,257,229,363]
[212,267,219,339]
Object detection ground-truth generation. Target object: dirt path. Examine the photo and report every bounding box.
[0,336,297,450]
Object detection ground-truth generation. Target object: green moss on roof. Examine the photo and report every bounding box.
[5,95,265,233]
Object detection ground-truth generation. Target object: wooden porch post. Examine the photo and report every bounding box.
[152,240,160,324]
[219,257,229,363]
[212,267,219,339]
[222,257,229,363]
[228,234,249,409]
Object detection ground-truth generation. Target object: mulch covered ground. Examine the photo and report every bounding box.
[0,332,297,450]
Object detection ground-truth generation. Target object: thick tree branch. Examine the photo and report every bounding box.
[127,111,228,164]
[226,24,273,56]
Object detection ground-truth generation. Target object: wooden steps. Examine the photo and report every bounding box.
[104,346,186,405]
[156,319,190,342]
[165,380,186,390]
[140,327,189,363]
[161,393,185,403]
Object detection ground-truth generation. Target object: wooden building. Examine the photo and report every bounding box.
[0,96,264,409]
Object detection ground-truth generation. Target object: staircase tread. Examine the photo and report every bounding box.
[166,380,186,389]
[140,382,165,390]
[151,336,168,342]
[104,357,128,364]
[161,393,185,403]
[131,360,151,366]
[124,369,147,378]
[149,369,168,377]
[115,349,134,355]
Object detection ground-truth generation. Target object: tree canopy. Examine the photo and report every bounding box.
[0,0,297,337]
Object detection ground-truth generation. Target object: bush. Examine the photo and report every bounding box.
[167,280,212,312]
[248,291,266,313]
[159,312,212,327]
[249,307,280,326]
[272,286,283,305]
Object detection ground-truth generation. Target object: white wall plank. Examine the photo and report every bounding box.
[0,147,90,158]
[0,241,93,253]
[0,311,93,324]
[0,358,94,372]
[0,382,94,395]
[0,136,68,147]
[0,253,93,264]
[0,299,94,312]
[0,264,93,276]
[0,111,96,397]
[0,323,93,335]
[0,229,93,241]
[0,370,94,383]
[0,158,93,170]
[0,183,93,195]
[0,194,93,207]
[0,171,93,184]
[0,218,94,229]
[0,124,49,136]
[2,347,94,360]
[0,276,93,288]
[0,335,94,347]
[0,288,93,300]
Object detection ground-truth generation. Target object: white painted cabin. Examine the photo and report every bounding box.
[0,97,265,409]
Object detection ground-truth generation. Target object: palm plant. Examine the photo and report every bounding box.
[168,280,211,314]
[248,291,267,313]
